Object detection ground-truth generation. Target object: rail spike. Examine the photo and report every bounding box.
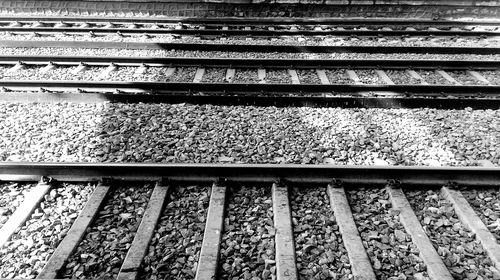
[101,177,113,185]
[39,176,54,184]
[445,181,459,190]
[387,179,401,188]
[215,177,227,186]
[159,176,169,186]
[329,178,343,188]
[274,178,287,187]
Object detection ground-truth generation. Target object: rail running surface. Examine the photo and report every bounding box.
[1,56,499,109]
[0,163,499,280]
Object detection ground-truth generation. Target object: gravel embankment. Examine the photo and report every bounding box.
[62,184,153,279]
[219,186,275,280]
[0,183,95,279]
[448,71,487,85]
[462,189,500,241]
[297,69,321,84]
[291,187,352,279]
[348,188,429,280]
[140,186,210,280]
[1,32,497,48]
[406,190,500,280]
[0,103,498,166]
[0,182,35,228]
[2,47,500,61]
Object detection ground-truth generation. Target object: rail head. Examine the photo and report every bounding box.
[0,162,498,187]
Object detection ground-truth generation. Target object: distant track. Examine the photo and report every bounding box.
[1,56,499,109]
[0,17,499,37]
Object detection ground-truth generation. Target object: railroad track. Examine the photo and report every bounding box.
[0,163,499,279]
[0,0,499,19]
[0,17,499,37]
[0,55,499,109]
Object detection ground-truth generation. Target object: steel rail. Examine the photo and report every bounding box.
[1,80,500,95]
[0,17,499,26]
[1,41,499,54]
[2,27,499,37]
[0,91,497,109]
[0,163,498,187]
[1,56,499,70]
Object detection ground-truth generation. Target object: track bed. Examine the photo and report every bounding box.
[0,163,499,280]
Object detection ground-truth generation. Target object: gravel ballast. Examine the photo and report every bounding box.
[1,33,497,48]
[291,187,352,279]
[62,184,153,279]
[297,69,321,84]
[0,103,498,166]
[417,71,453,85]
[480,71,500,85]
[356,69,383,84]
[7,65,497,85]
[233,69,261,83]
[0,182,35,228]
[462,189,500,242]
[219,186,275,280]
[385,70,422,85]
[201,68,227,83]
[140,185,210,280]
[265,69,291,83]
[1,48,500,61]
[0,183,95,279]
[348,188,429,280]
[325,70,354,84]
[406,190,500,280]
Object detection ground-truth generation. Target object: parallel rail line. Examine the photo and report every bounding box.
[1,17,499,26]
[0,163,499,280]
[1,56,499,108]
[1,56,499,69]
[1,17,499,37]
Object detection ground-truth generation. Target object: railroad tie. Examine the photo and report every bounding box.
[134,64,148,75]
[258,69,266,83]
[467,70,492,85]
[441,186,500,270]
[316,69,330,85]
[37,181,111,279]
[71,63,87,75]
[0,177,52,248]
[117,181,170,280]
[435,70,461,85]
[40,62,56,74]
[327,182,376,280]
[406,70,429,85]
[288,69,300,85]
[195,180,227,280]
[387,185,453,280]
[225,68,235,83]
[193,68,205,83]
[272,181,298,280]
